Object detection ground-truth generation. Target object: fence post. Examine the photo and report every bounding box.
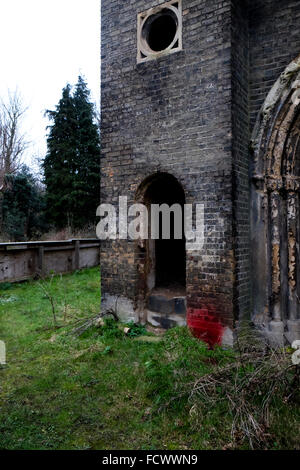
[75,240,80,270]
[38,245,44,275]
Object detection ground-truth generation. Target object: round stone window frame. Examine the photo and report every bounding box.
[137,1,182,64]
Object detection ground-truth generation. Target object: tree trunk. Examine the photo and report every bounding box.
[0,190,4,234]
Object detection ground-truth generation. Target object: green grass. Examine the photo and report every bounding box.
[0,267,299,450]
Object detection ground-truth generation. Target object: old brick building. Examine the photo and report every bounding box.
[100,0,300,346]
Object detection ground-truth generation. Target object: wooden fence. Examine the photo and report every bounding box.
[0,239,100,283]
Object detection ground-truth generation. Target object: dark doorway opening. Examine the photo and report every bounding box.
[144,173,186,289]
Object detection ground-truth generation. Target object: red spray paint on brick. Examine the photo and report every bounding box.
[187,307,224,348]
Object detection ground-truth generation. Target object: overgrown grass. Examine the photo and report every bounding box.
[0,267,299,450]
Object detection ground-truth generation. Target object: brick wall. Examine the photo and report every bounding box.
[231,0,251,321]
[249,0,300,130]
[100,0,300,336]
[101,0,235,329]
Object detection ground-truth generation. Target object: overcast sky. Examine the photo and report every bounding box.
[0,0,100,173]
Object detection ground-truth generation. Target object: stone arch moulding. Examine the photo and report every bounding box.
[251,54,300,345]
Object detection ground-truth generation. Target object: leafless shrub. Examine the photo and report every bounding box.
[39,224,96,241]
[70,313,102,337]
[70,298,120,337]
[37,274,58,329]
[0,91,29,187]
[0,91,29,231]
[37,273,78,329]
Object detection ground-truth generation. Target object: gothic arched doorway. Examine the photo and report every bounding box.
[251,55,300,344]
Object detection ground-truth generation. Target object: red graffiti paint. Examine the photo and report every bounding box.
[187,308,224,347]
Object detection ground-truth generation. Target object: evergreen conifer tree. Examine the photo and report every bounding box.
[72,76,100,227]
[43,78,100,229]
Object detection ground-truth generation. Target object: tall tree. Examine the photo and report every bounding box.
[73,76,101,227]
[43,84,78,228]
[43,78,100,229]
[0,91,28,230]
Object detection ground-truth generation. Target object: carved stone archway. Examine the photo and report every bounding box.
[251,55,300,344]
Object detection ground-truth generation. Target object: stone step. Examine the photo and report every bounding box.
[147,294,186,315]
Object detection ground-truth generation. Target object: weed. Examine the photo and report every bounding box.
[101,318,123,339]
[125,321,147,338]
[0,283,13,291]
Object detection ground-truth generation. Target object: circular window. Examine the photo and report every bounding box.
[142,8,178,53]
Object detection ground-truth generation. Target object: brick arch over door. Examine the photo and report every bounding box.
[251,54,300,343]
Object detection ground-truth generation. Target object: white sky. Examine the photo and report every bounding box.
[0,0,100,173]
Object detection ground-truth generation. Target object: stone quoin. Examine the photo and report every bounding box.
[100,0,300,346]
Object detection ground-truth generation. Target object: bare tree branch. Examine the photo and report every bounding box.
[0,91,29,190]
[0,90,29,231]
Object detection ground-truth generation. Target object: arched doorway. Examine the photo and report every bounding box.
[136,172,186,327]
[251,55,300,343]
[144,173,185,288]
